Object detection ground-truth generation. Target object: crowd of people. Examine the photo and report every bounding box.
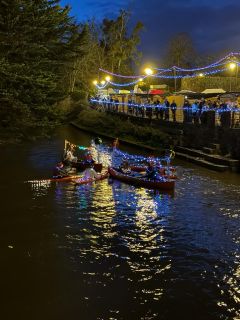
[91,96,240,128]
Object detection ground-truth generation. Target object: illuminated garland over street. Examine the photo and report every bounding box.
[97,52,240,88]
[96,67,229,88]
[154,68,228,79]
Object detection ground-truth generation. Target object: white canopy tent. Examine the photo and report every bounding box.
[201,89,226,94]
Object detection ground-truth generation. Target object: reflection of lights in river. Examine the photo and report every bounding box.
[28,179,51,198]
[90,181,117,239]
[219,255,240,319]
[128,188,172,255]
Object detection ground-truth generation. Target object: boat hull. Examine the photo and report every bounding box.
[108,167,175,190]
[74,171,108,185]
[51,175,81,182]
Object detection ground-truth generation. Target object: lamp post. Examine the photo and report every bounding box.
[229,62,236,92]
[105,76,111,96]
[173,67,177,92]
[235,63,239,88]
[144,68,153,102]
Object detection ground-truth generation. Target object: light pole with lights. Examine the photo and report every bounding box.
[229,62,237,92]
[144,68,153,101]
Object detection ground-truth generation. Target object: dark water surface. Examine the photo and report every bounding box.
[0,126,239,320]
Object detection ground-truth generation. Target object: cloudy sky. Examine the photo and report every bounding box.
[60,0,240,64]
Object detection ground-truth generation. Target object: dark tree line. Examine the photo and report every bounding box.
[0,1,143,136]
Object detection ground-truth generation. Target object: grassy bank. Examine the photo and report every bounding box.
[74,109,171,150]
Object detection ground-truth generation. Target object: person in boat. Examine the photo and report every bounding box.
[63,146,78,165]
[83,151,95,165]
[145,162,159,180]
[53,162,69,178]
[83,164,99,180]
[119,160,131,174]
[94,137,102,145]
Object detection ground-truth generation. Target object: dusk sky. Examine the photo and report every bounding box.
[60,0,240,64]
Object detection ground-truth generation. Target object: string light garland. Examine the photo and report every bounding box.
[96,82,108,90]
[95,67,229,88]
[99,68,145,79]
[90,99,240,113]
[113,148,172,163]
[98,52,240,80]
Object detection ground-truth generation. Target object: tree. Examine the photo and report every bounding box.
[0,0,80,133]
[101,10,143,73]
[165,32,196,67]
[65,11,144,97]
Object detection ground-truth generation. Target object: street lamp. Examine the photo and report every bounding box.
[144,68,153,101]
[101,80,106,85]
[93,80,98,85]
[144,68,153,76]
[229,62,236,70]
[105,76,111,82]
[199,73,204,77]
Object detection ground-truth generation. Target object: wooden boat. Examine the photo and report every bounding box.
[74,171,108,185]
[26,174,82,184]
[51,174,81,182]
[108,167,175,190]
[130,165,177,179]
[70,161,103,173]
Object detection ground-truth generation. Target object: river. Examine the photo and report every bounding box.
[0,125,239,320]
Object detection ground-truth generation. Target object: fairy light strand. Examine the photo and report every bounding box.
[99,52,240,78]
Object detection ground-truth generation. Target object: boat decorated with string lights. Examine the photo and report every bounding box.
[74,170,109,185]
[63,138,108,173]
[130,165,177,179]
[108,167,175,191]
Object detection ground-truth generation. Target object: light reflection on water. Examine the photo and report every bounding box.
[0,127,239,320]
[44,170,239,320]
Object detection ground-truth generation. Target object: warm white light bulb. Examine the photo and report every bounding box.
[144,68,153,76]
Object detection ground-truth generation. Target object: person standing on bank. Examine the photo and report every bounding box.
[170,100,177,122]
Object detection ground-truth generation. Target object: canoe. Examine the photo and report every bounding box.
[70,161,103,172]
[130,165,177,179]
[108,167,175,190]
[26,174,82,184]
[51,175,81,182]
[74,171,108,185]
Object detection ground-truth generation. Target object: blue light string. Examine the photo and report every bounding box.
[99,52,240,78]
[154,67,228,78]
[90,99,240,113]
[113,148,171,163]
[96,68,228,88]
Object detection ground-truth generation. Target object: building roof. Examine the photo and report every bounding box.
[201,88,226,94]
[174,90,196,94]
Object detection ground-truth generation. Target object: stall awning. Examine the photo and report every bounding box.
[149,89,164,95]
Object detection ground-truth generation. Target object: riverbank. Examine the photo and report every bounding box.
[73,108,171,150]
[71,122,158,152]
[72,108,240,172]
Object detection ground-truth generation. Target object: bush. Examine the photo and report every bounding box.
[75,109,170,148]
